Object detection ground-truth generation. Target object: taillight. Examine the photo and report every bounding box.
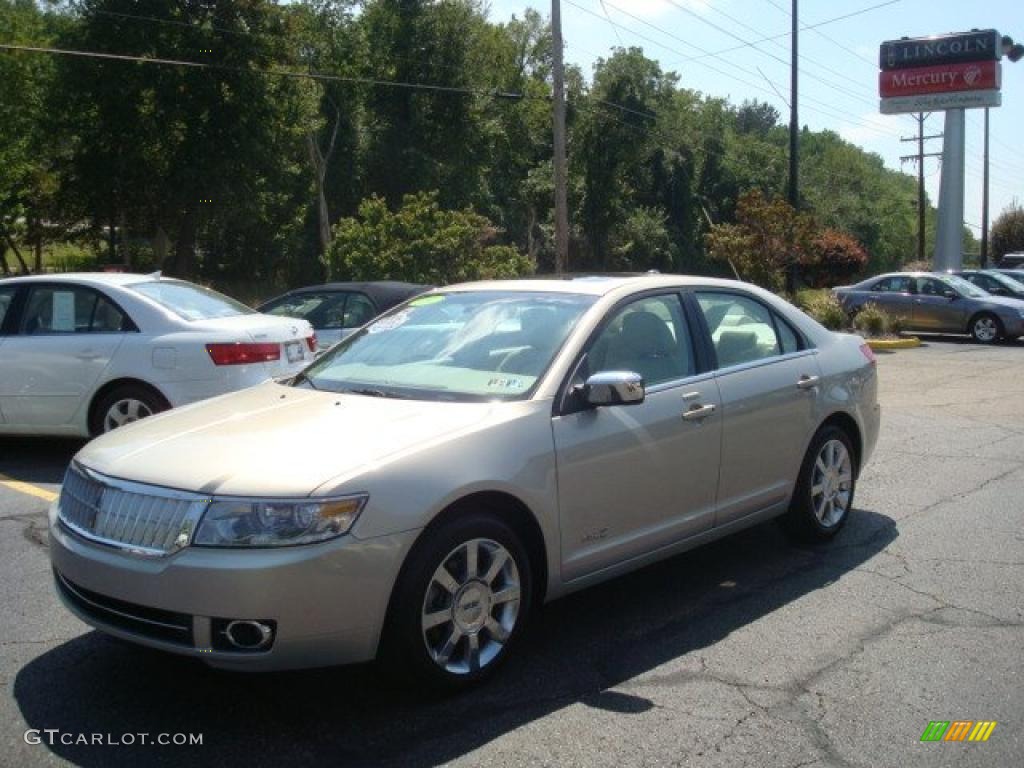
[306,334,317,352]
[859,342,877,365]
[206,342,281,366]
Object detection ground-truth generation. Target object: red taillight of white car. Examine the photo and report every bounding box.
[206,342,282,366]
[860,342,877,365]
[306,334,317,352]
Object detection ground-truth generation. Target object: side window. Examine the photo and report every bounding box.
[873,276,910,293]
[587,295,694,387]
[343,294,376,328]
[21,286,127,334]
[696,292,782,368]
[776,315,801,355]
[0,287,15,331]
[915,277,948,296]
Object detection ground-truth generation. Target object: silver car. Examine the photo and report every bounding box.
[833,271,1024,343]
[50,276,880,688]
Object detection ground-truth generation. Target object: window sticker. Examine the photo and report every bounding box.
[52,291,76,332]
[487,377,524,390]
[367,309,411,334]
[409,295,445,307]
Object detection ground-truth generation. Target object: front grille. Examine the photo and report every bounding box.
[59,463,207,556]
[55,570,194,646]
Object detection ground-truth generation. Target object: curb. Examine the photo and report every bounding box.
[866,336,921,351]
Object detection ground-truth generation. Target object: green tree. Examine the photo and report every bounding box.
[991,202,1024,262]
[328,191,534,284]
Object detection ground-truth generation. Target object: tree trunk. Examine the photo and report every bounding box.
[32,215,43,273]
[306,103,341,280]
[1,228,30,274]
[166,208,197,277]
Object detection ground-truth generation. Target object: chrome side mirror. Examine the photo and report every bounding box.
[583,371,645,407]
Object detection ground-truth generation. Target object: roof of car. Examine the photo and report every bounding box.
[441,274,759,296]
[0,271,160,287]
[275,281,429,305]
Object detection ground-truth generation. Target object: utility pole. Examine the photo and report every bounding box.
[785,0,798,294]
[981,107,991,267]
[899,114,942,263]
[551,0,569,276]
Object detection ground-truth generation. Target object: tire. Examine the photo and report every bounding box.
[90,384,170,436]
[382,513,532,690]
[782,425,856,542]
[969,313,1002,344]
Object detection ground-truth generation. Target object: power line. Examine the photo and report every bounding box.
[0,43,527,99]
[564,1,904,140]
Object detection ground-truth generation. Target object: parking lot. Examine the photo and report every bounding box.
[1,336,1022,768]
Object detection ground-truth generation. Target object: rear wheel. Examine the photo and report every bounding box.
[383,513,532,690]
[90,384,169,436]
[969,313,1002,344]
[782,425,856,542]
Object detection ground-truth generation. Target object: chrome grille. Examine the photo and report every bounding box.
[58,464,207,556]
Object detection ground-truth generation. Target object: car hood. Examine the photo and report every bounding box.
[75,382,502,497]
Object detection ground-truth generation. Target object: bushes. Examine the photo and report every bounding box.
[852,303,887,337]
[799,293,904,338]
[802,291,847,331]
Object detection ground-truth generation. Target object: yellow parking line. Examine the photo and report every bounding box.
[0,472,59,503]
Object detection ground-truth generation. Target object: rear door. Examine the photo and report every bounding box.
[0,284,21,425]
[693,290,821,527]
[864,275,913,321]
[1,283,128,427]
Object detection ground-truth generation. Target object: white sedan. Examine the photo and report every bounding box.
[0,272,315,436]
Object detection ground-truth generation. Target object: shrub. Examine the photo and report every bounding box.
[804,291,847,331]
[852,303,888,337]
[886,312,905,336]
[801,229,869,288]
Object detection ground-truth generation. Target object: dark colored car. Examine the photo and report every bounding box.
[832,272,1024,344]
[949,269,1024,300]
[258,281,429,350]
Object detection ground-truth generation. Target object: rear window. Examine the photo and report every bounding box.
[130,280,253,321]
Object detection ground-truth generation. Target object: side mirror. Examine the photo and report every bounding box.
[943,289,958,300]
[582,371,645,407]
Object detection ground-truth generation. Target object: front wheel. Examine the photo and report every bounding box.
[383,513,532,690]
[969,313,1002,344]
[782,425,856,542]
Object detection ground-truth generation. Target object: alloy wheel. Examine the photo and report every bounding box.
[103,398,154,432]
[421,538,521,675]
[973,316,998,343]
[810,439,852,528]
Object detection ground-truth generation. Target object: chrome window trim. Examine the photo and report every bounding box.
[711,348,819,377]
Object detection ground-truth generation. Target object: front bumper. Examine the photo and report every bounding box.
[49,503,419,671]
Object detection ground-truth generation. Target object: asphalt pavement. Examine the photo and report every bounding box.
[1,335,1022,768]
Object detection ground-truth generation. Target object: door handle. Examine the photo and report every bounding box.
[797,375,820,390]
[682,403,716,421]
[75,351,102,361]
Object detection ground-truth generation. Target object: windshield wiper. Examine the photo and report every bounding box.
[344,387,405,399]
[291,371,319,390]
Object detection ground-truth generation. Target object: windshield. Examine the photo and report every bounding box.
[297,291,595,401]
[130,280,255,321]
[985,272,1024,292]
[937,275,988,299]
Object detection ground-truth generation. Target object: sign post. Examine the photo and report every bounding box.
[879,30,1004,270]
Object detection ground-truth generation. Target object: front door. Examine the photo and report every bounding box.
[553,293,722,581]
[912,276,967,332]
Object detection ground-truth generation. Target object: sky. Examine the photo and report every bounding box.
[485,0,1024,240]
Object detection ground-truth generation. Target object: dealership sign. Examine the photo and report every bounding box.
[879,30,1003,114]
[880,30,1000,70]
[879,60,1000,98]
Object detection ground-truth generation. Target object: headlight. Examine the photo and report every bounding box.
[193,495,367,547]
